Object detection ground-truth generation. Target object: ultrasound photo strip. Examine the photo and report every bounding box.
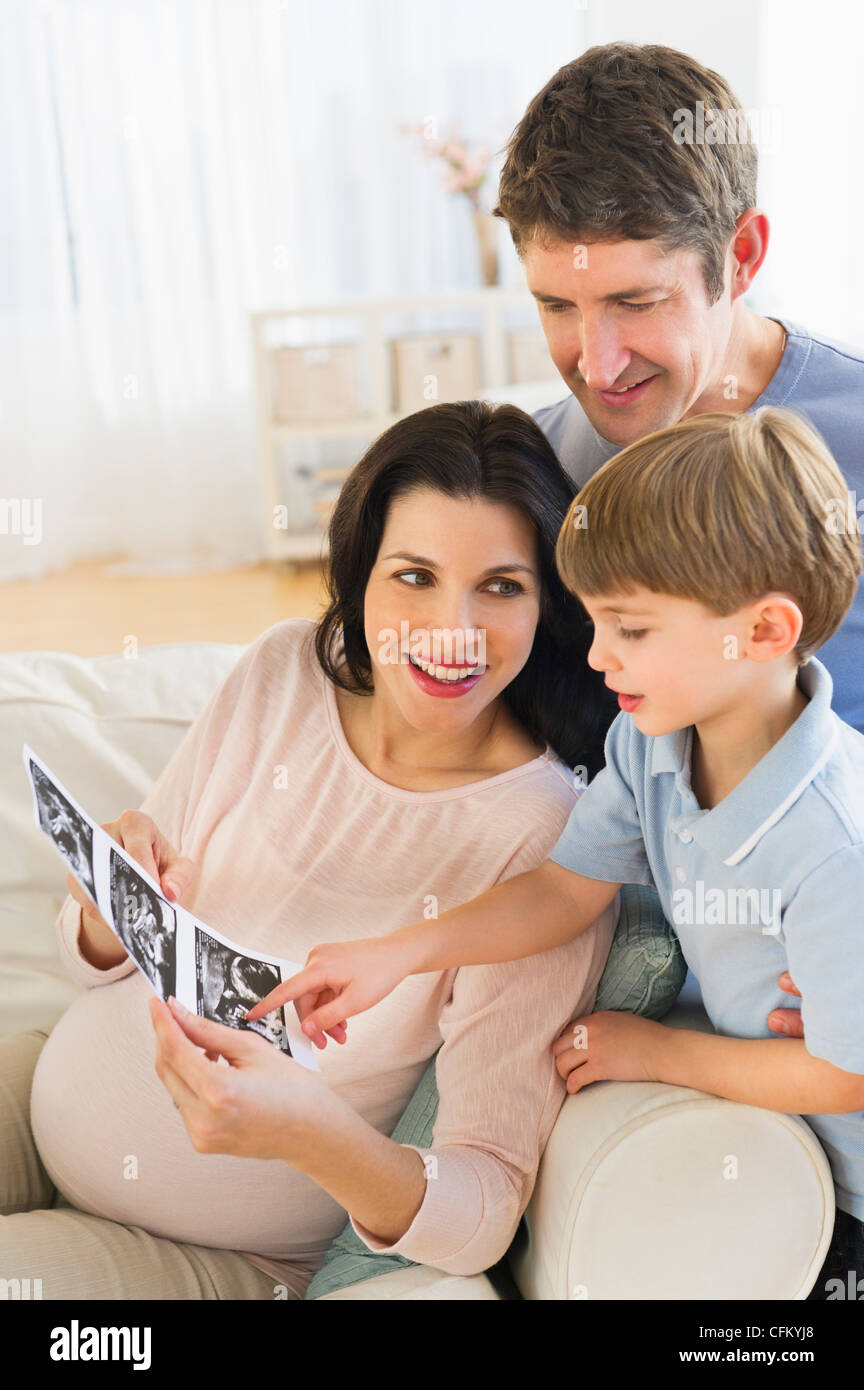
[22,743,320,1072]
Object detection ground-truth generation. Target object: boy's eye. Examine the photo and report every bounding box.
[618,627,647,640]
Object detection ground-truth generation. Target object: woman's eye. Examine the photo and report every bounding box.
[618,627,647,640]
[486,578,523,596]
[395,570,431,587]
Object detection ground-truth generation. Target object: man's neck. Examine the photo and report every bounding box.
[686,308,787,418]
[690,672,808,811]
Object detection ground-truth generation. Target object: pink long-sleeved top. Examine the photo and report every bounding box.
[29,618,617,1287]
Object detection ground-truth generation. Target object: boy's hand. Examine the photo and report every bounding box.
[244,935,417,1049]
[767,972,804,1038]
[552,1011,664,1094]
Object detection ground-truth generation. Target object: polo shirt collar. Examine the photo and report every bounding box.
[650,657,839,866]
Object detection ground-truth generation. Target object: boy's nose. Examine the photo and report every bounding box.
[587,633,620,673]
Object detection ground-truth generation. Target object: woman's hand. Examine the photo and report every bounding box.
[244,935,417,1050]
[68,810,197,969]
[67,809,197,922]
[767,972,804,1037]
[148,995,346,1164]
[551,1010,665,1094]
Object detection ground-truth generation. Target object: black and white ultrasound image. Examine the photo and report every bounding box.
[31,759,97,902]
[108,848,177,997]
[194,928,292,1055]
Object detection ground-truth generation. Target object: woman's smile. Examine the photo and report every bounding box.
[406,651,487,698]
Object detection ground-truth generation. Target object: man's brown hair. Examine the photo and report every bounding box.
[493,42,758,303]
[555,407,863,664]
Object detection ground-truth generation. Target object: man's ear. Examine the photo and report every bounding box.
[729,208,771,301]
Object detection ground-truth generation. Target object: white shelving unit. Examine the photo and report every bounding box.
[251,287,558,564]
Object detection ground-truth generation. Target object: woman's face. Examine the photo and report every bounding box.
[363,487,542,735]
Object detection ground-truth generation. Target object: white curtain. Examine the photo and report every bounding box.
[0,0,590,580]
[753,0,864,343]
[3,0,861,582]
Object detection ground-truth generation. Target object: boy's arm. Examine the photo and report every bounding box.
[558,1012,864,1113]
[246,861,621,1041]
[650,1028,864,1114]
[397,859,621,972]
[247,712,649,1042]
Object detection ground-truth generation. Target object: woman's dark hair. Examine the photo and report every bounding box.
[315,399,617,777]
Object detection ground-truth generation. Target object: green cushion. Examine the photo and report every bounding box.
[304,883,683,1299]
[593,882,686,1019]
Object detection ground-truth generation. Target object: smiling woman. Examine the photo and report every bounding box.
[2,399,621,1300]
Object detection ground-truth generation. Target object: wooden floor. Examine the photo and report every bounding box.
[0,556,330,656]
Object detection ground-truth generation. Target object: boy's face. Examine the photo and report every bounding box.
[523,235,737,448]
[579,588,748,737]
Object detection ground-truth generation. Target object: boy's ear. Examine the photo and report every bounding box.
[744,593,804,662]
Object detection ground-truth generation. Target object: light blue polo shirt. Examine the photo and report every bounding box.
[549,656,864,1219]
[533,318,864,734]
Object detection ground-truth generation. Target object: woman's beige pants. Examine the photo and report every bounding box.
[0,1027,314,1300]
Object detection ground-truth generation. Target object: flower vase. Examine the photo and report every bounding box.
[473,209,499,287]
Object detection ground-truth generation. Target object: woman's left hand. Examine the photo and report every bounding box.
[148,995,344,1164]
[551,1010,664,1094]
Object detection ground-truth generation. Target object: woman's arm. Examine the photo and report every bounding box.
[150,883,618,1274]
[288,1103,428,1245]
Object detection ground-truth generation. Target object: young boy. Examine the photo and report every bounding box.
[247,406,864,1298]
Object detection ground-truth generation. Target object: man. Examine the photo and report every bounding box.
[497,45,862,1090]
[493,42,864,734]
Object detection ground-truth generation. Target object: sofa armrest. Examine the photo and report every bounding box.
[508,1001,836,1300]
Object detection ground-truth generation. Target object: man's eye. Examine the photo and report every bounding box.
[620,302,655,313]
[543,303,569,314]
[486,578,523,596]
[618,627,647,640]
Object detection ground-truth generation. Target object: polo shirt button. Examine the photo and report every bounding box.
[675,866,687,882]
[678,828,693,843]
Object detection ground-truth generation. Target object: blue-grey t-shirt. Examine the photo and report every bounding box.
[533,318,864,734]
[548,656,864,1220]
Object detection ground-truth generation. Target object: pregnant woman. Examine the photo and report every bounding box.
[0,400,620,1300]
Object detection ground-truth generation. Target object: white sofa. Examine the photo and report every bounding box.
[0,638,836,1300]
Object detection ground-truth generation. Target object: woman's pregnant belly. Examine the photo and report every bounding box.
[29,971,349,1258]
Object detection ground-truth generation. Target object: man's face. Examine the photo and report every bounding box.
[524,236,736,447]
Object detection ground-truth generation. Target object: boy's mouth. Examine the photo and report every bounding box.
[608,686,644,711]
[615,691,644,713]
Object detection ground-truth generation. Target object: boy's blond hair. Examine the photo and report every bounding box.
[555,407,862,663]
